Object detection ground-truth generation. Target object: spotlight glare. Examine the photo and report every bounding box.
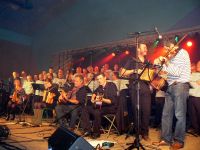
[158,35,162,39]
[187,41,193,47]
[112,52,116,57]
[125,50,130,55]
[80,57,85,61]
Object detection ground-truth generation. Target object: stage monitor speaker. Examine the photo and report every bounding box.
[0,125,10,140]
[48,127,94,150]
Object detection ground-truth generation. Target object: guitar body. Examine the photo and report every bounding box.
[11,91,21,104]
[151,76,168,91]
[139,68,155,81]
[93,93,103,109]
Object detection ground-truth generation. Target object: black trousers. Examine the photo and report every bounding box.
[7,101,20,117]
[81,105,115,134]
[188,96,200,134]
[129,81,151,136]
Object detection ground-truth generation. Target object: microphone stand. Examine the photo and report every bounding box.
[125,29,158,150]
[53,104,81,124]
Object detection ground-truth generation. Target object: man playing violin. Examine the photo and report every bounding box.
[155,39,191,149]
[55,74,89,131]
[80,73,118,139]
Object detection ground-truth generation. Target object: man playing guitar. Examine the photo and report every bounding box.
[55,74,89,131]
[80,73,118,139]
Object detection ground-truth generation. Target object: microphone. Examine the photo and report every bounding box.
[128,32,141,36]
[155,27,162,39]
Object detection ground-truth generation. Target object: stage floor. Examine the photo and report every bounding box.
[0,117,199,150]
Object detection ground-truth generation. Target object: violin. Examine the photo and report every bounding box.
[155,34,187,65]
[151,34,187,90]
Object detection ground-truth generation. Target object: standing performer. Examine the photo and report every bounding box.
[120,43,151,141]
[154,39,191,149]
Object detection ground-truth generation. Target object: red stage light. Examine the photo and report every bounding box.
[112,52,116,56]
[187,41,193,47]
[125,50,130,55]
[80,57,85,61]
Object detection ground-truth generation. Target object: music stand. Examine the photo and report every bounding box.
[16,83,43,126]
[32,83,45,91]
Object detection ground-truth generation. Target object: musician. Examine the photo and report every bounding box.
[55,74,89,131]
[155,40,191,149]
[23,75,34,114]
[8,71,19,93]
[188,61,200,136]
[32,74,45,126]
[53,69,66,91]
[120,43,151,141]
[80,73,118,139]
[43,78,59,109]
[48,67,57,79]
[6,78,26,121]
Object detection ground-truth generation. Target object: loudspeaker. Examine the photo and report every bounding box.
[0,125,10,140]
[48,127,94,150]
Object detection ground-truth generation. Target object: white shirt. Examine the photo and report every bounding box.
[162,49,191,85]
[23,81,34,95]
[189,72,200,97]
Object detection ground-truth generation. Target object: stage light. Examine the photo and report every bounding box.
[153,39,160,47]
[125,50,130,55]
[174,35,180,43]
[80,57,85,61]
[187,41,193,47]
[112,53,116,57]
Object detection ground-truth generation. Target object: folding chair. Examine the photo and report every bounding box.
[102,113,120,138]
[101,95,121,138]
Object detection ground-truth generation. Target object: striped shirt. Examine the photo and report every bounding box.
[162,49,191,85]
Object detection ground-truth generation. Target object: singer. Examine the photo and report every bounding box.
[120,43,151,141]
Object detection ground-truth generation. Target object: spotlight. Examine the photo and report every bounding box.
[80,57,85,61]
[153,39,160,47]
[186,41,193,47]
[125,50,130,55]
[111,53,116,57]
[174,35,180,43]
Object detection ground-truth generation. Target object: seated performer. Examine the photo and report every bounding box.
[80,73,118,139]
[55,74,89,131]
[188,61,200,135]
[7,78,26,121]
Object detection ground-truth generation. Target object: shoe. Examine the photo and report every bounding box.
[152,140,170,146]
[91,133,100,139]
[171,142,184,150]
[82,131,91,137]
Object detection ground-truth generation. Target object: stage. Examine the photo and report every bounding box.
[0,117,199,150]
